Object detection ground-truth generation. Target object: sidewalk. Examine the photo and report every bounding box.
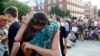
[66,40,100,56]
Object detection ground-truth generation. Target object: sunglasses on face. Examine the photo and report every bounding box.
[32,19,47,25]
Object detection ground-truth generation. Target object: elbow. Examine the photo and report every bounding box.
[51,52,58,56]
[13,42,20,48]
[47,51,58,56]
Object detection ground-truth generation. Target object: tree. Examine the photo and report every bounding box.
[4,0,31,17]
[50,5,64,17]
[0,0,5,14]
[64,10,71,17]
[98,9,100,17]
[50,5,71,17]
[0,0,12,14]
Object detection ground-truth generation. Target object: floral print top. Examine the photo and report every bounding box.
[29,21,60,56]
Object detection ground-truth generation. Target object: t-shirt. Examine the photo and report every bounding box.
[67,33,76,40]
[8,22,24,56]
[71,26,78,33]
[64,21,70,31]
[83,18,88,24]
[60,26,67,45]
[94,21,98,27]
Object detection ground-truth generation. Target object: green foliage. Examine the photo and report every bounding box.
[0,0,5,14]
[98,9,100,17]
[0,0,31,16]
[50,5,71,17]
[4,0,31,17]
[0,0,13,14]
[64,10,71,17]
[50,5,64,17]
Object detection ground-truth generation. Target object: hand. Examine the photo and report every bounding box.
[21,42,33,56]
[0,40,2,43]
[24,13,33,24]
[22,42,33,50]
[64,48,67,54]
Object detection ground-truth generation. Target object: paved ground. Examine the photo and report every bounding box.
[66,40,100,56]
[0,40,100,56]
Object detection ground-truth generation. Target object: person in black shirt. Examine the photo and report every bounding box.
[4,6,24,56]
[55,16,67,56]
[89,22,97,40]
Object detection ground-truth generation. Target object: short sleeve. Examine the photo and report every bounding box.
[44,21,60,37]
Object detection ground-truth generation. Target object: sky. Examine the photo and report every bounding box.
[18,0,28,2]
[18,0,100,8]
[84,0,100,8]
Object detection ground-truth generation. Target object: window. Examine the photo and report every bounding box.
[48,0,51,4]
[42,5,44,9]
[38,6,41,10]
[69,5,71,10]
[72,0,74,3]
[48,6,51,11]
[59,4,63,10]
[72,6,73,11]
[67,4,70,10]
[53,0,56,3]
[59,0,62,2]
[70,5,72,11]
[73,6,75,11]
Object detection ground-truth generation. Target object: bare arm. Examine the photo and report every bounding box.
[0,35,8,43]
[24,30,60,56]
[0,35,8,42]
[10,14,32,56]
[64,38,67,49]
[10,24,29,56]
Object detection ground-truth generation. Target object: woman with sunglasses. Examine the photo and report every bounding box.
[10,12,61,56]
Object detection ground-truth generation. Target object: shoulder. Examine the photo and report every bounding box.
[11,22,21,28]
[9,22,21,30]
[39,21,60,35]
[50,20,60,29]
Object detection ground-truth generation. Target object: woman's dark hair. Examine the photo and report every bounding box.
[19,13,26,22]
[23,12,50,41]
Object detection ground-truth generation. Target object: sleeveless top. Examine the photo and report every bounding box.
[29,21,60,56]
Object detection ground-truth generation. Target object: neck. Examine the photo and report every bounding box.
[10,18,18,25]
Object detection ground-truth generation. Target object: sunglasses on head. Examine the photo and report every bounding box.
[32,19,47,25]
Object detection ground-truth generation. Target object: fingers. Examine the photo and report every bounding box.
[24,13,33,23]
[26,13,33,20]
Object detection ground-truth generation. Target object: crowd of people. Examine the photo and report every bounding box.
[65,16,100,40]
[0,6,100,56]
[62,16,100,48]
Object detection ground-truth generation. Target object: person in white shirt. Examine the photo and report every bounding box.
[67,31,76,43]
[83,17,89,24]
[71,22,78,39]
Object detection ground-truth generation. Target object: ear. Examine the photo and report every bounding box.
[8,14,11,18]
[6,13,11,18]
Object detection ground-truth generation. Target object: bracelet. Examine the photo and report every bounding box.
[22,22,28,25]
